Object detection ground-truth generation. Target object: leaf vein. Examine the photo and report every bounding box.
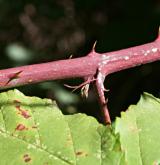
[65,118,77,165]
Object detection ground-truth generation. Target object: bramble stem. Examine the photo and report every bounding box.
[0,33,160,124]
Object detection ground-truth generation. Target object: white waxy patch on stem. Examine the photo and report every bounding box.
[102,54,107,58]
[152,48,158,53]
[97,72,105,91]
[102,61,107,65]
[97,72,105,83]
[144,50,151,56]
[134,53,138,55]
[124,56,129,60]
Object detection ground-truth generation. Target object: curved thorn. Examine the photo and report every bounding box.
[69,54,73,59]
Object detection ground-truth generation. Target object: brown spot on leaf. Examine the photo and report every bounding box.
[32,125,37,129]
[43,163,49,165]
[16,105,20,109]
[16,105,31,119]
[76,151,88,157]
[23,154,31,163]
[13,99,21,104]
[15,124,28,131]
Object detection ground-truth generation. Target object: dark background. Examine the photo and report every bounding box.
[0,0,160,123]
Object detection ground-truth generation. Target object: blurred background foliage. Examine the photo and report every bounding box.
[0,0,160,122]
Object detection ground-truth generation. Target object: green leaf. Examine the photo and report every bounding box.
[115,93,160,165]
[5,43,33,63]
[0,89,123,165]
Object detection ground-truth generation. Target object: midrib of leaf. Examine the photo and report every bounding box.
[64,118,77,165]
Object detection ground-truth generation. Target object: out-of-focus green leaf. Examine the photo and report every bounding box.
[40,82,80,105]
[5,43,33,64]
